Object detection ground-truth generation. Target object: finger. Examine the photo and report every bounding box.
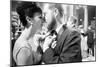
[51,41,57,48]
[52,41,57,45]
[52,35,56,39]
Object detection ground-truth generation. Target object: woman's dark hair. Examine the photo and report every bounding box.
[16,2,42,27]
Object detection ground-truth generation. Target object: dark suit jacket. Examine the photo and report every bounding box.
[87,30,94,48]
[42,28,82,64]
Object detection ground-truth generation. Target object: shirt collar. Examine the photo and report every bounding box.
[56,24,64,34]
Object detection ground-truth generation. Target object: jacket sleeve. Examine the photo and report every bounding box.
[42,31,82,64]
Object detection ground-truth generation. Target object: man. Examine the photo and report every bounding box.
[87,26,94,56]
[67,16,78,31]
[40,3,82,64]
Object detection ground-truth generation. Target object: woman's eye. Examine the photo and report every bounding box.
[39,16,42,19]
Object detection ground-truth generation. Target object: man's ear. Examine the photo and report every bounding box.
[54,8,59,17]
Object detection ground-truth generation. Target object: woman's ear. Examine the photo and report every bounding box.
[26,16,31,22]
[26,16,33,24]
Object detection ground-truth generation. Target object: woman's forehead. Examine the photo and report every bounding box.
[33,12,42,17]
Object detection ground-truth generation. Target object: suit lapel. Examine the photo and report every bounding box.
[57,29,67,46]
[54,28,69,54]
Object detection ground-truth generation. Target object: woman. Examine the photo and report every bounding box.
[13,2,43,65]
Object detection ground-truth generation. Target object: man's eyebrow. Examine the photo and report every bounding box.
[49,4,55,10]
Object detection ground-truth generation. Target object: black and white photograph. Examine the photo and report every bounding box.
[10,0,96,66]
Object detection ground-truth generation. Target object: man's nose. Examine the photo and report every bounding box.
[41,14,46,22]
[42,16,46,22]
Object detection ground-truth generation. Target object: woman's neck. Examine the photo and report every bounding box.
[24,25,35,40]
[25,23,31,28]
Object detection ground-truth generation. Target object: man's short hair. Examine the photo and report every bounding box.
[49,3,63,17]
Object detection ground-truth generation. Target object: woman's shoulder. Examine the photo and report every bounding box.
[13,34,30,61]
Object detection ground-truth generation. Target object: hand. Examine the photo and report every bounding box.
[51,41,57,49]
[33,34,45,47]
[43,35,56,52]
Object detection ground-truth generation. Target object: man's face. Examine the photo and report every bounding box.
[43,4,54,28]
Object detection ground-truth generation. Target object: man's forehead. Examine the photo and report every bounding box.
[43,3,55,11]
[43,3,49,11]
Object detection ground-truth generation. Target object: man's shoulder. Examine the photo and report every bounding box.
[64,27,80,37]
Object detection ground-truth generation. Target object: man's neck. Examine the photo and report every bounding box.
[56,21,63,34]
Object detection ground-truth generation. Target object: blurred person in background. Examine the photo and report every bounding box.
[80,28,88,59]
[87,25,95,56]
[13,2,44,65]
[11,11,20,66]
[11,11,20,40]
[67,16,78,31]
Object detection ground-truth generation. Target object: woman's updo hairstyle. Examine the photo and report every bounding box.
[16,2,42,27]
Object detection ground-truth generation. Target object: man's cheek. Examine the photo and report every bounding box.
[37,21,42,28]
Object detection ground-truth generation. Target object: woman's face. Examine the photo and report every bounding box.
[31,12,43,29]
[33,13,42,23]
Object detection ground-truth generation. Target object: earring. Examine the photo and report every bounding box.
[30,22,33,25]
